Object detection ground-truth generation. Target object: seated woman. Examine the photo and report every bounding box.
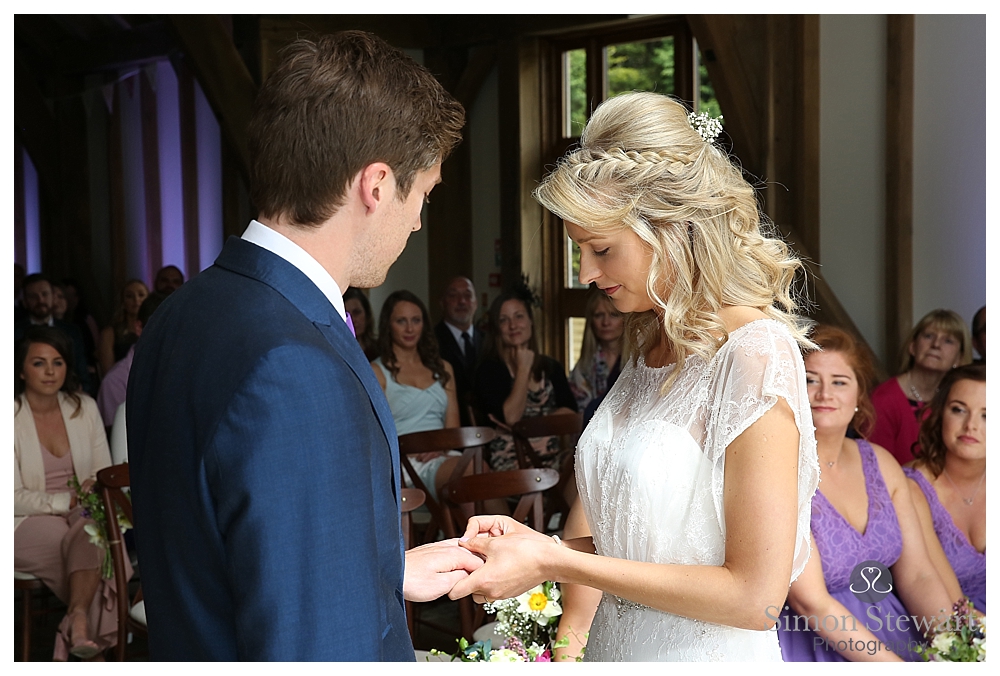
[777,325,956,661]
[344,286,378,361]
[371,290,463,500]
[569,287,624,421]
[870,309,972,465]
[473,285,578,473]
[904,364,986,613]
[14,326,130,660]
[98,279,148,376]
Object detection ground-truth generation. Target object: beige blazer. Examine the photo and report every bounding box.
[14,392,112,531]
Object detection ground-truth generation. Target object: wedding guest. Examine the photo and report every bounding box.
[15,274,93,396]
[870,309,972,465]
[473,284,577,473]
[778,325,955,662]
[96,293,166,429]
[61,278,101,366]
[434,276,483,425]
[14,326,130,660]
[371,290,463,499]
[97,279,148,376]
[51,283,68,321]
[904,364,986,613]
[971,306,985,363]
[152,265,184,296]
[569,287,623,415]
[343,286,378,361]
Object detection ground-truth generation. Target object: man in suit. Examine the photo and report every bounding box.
[434,276,483,426]
[15,273,93,396]
[127,32,481,661]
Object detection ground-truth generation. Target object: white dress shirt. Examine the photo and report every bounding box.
[444,322,475,356]
[241,220,347,322]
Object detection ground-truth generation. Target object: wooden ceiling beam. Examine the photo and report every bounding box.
[52,22,178,75]
[166,15,257,182]
[14,51,58,194]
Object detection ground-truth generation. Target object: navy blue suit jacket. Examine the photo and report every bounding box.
[127,237,414,661]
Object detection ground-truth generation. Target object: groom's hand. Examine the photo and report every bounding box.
[403,538,484,602]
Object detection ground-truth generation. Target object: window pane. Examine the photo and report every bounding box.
[695,42,722,118]
[566,317,587,372]
[562,49,587,137]
[604,36,675,100]
[566,228,587,289]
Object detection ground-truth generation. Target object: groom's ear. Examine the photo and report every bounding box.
[357,162,393,214]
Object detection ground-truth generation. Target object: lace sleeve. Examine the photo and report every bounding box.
[702,320,819,583]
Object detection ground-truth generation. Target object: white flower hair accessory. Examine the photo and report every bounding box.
[688,111,724,143]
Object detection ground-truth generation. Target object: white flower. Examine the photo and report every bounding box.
[488,648,525,662]
[515,584,563,625]
[931,631,957,653]
[83,523,105,548]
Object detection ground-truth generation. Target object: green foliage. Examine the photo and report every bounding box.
[607,37,675,99]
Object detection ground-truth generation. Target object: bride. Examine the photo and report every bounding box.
[448,91,820,661]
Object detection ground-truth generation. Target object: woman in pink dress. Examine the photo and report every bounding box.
[14,326,127,660]
[870,309,972,465]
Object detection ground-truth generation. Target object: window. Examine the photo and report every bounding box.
[542,18,723,371]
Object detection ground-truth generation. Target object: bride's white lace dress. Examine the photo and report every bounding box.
[577,319,819,661]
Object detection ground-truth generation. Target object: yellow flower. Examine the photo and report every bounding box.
[528,593,548,611]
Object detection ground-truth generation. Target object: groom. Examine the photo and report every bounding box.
[127,32,479,660]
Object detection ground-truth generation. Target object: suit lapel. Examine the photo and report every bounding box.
[215,237,400,503]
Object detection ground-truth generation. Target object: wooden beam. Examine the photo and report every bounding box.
[454,45,498,111]
[140,70,163,280]
[52,22,178,75]
[885,15,915,361]
[166,15,256,182]
[796,15,821,263]
[15,140,27,267]
[109,83,128,298]
[14,52,58,196]
[178,59,201,280]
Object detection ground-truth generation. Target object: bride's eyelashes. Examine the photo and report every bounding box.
[594,247,610,257]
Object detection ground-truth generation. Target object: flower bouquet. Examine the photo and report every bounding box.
[430,582,584,662]
[917,598,986,662]
[68,475,132,579]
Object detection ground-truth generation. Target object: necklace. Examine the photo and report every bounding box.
[942,468,986,506]
[907,372,924,403]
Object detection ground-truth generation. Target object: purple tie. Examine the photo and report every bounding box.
[345,312,356,338]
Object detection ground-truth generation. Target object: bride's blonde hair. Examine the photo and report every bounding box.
[534,92,812,378]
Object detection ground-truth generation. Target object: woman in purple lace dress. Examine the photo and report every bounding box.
[904,364,986,613]
[777,326,957,662]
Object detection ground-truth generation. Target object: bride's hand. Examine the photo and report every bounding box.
[449,533,560,603]
[459,515,550,542]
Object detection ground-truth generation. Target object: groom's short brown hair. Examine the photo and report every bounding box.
[248,31,465,227]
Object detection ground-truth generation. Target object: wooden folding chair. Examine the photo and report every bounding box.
[397,426,496,543]
[439,467,560,640]
[511,412,583,531]
[400,487,426,643]
[95,463,146,661]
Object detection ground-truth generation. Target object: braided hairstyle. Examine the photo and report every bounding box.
[534,92,812,380]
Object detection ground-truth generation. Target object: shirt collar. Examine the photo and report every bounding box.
[241,220,347,322]
[445,321,473,347]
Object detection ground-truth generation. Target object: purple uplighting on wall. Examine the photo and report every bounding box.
[119,72,150,286]
[195,79,223,273]
[23,148,41,274]
[157,60,186,275]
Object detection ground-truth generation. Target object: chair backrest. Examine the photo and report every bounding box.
[96,463,134,661]
[400,488,426,551]
[511,412,583,469]
[397,426,497,540]
[440,468,559,532]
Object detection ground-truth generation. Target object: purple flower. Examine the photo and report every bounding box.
[81,509,91,518]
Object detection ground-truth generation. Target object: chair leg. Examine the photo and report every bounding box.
[20,586,32,662]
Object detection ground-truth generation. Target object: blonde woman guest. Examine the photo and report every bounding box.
[451,92,820,661]
[904,364,986,613]
[569,287,624,414]
[777,326,954,662]
[14,327,130,660]
[97,279,148,376]
[871,309,973,465]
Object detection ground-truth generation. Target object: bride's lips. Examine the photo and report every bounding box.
[602,285,621,296]
[811,406,837,413]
